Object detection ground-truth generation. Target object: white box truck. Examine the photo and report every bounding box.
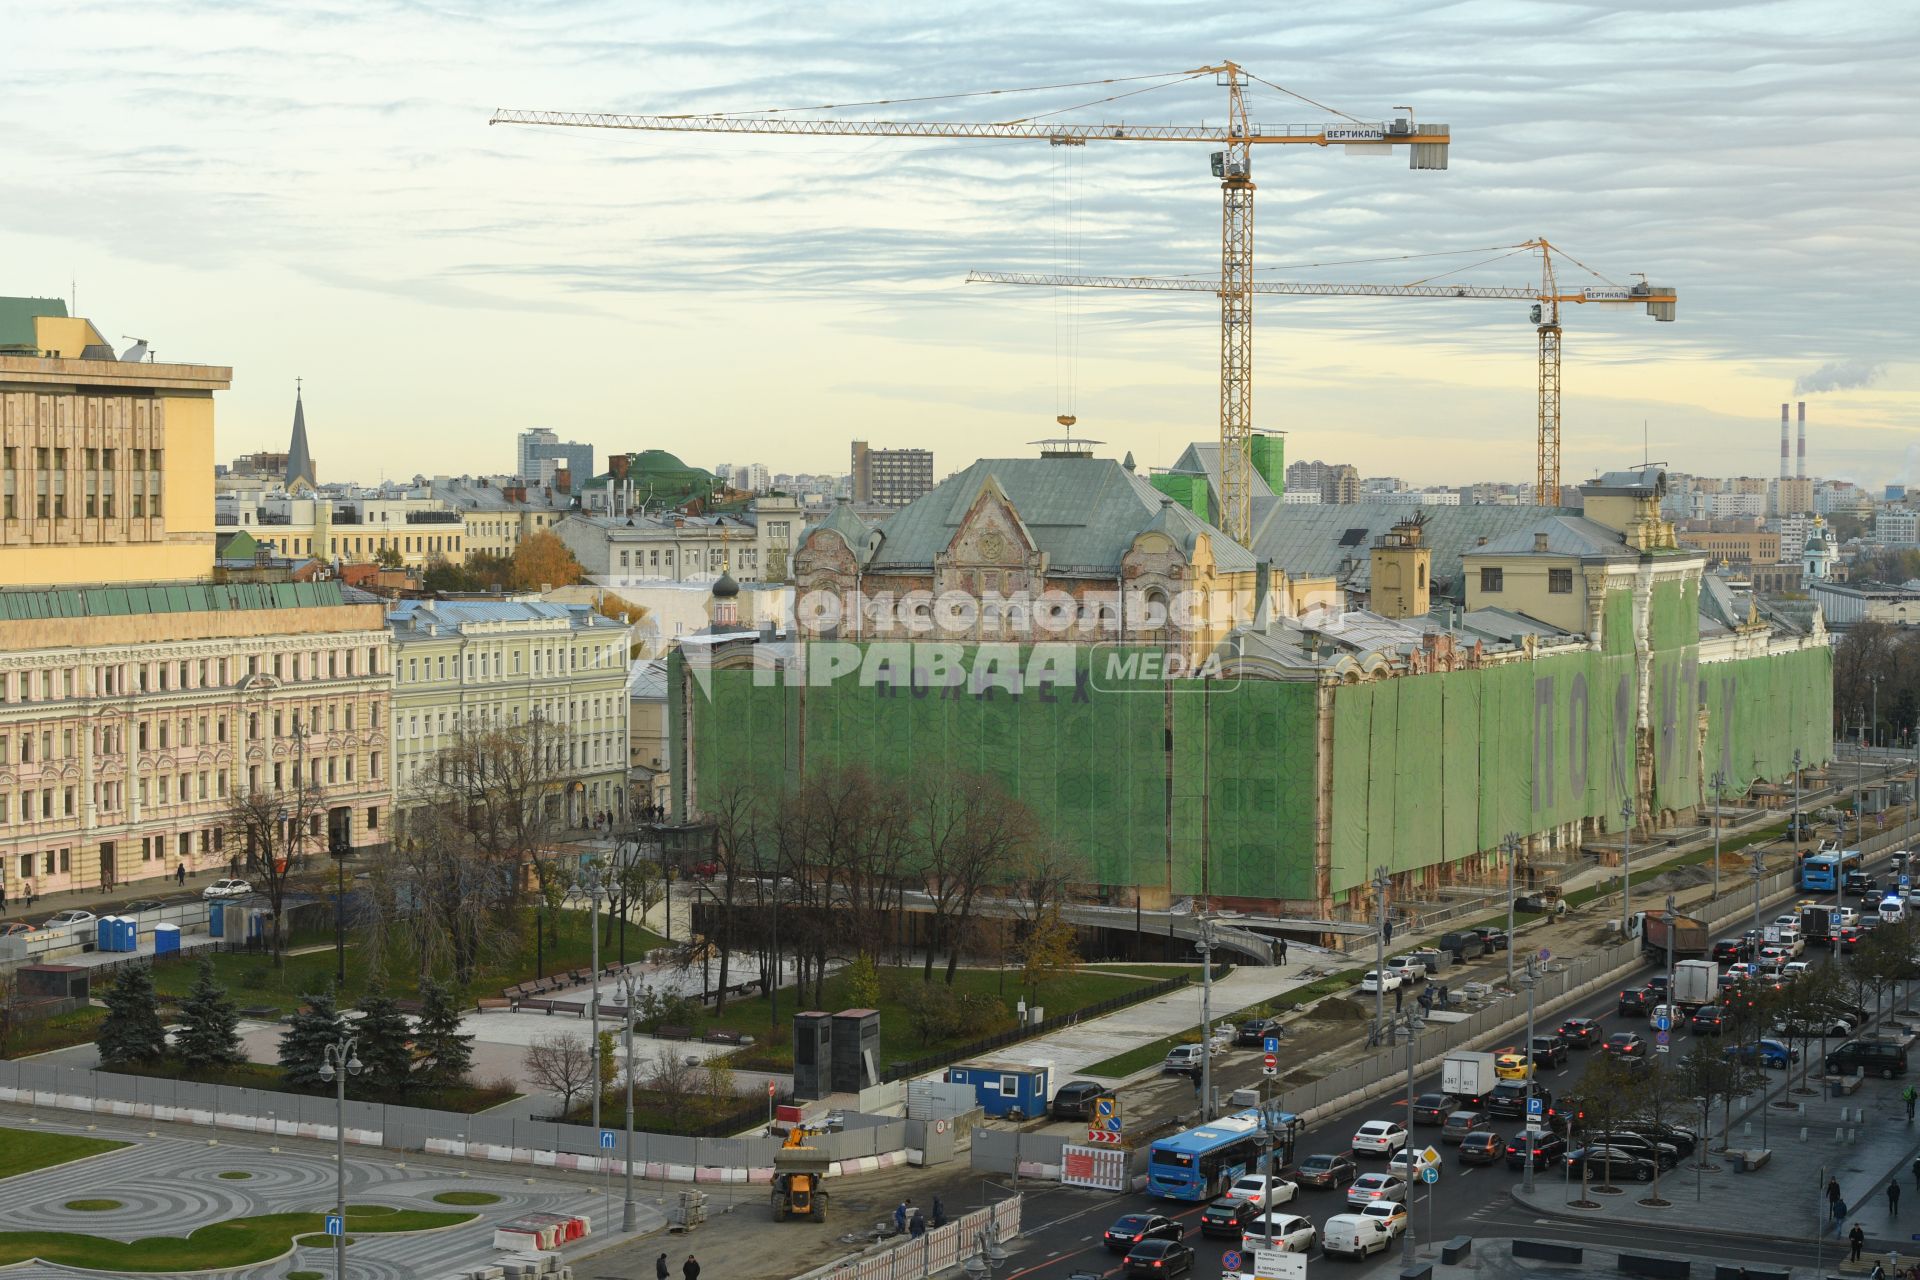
[1671,959,1718,1012]
[1441,1051,1497,1100]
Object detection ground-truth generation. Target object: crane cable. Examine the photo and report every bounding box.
[670,69,1206,119]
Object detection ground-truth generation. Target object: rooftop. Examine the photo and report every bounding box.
[0,580,350,619]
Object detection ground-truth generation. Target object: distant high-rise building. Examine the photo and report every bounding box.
[850,440,933,507]
[1284,458,1362,505]
[516,428,593,487]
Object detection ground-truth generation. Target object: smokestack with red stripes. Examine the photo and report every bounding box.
[1797,401,1807,479]
[1781,403,1790,480]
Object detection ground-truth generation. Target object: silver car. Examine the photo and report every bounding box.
[1346,1172,1407,1208]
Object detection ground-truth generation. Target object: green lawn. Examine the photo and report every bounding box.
[1082,964,1211,981]
[1,1007,107,1061]
[0,1208,472,1271]
[102,1059,518,1113]
[0,1127,129,1180]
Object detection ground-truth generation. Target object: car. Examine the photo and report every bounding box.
[1505,1131,1567,1170]
[39,910,95,928]
[1646,974,1670,996]
[1603,1032,1647,1057]
[1346,1172,1407,1207]
[1616,1123,1698,1158]
[1530,1034,1569,1068]
[1358,1202,1410,1231]
[1223,1174,1297,1211]
[1295,1152,1358,1189]
[1690,1005,1725,1035]
[1618,987,1653,1016]
[1567,1145,1658,1183]
[1839,928,1865,953]
[1162,1045,1207,1074]
[0,921,34,937]
[1484,929,1511,950]
[1837,907,1860,927]
[202,879,252,900]
[1350,1120,1408,1156]
[1235,1016,1285,1047]
[1778,1013,1856,1038]
[1587,1132,1679,1168]
[1783,961,1814,980]
[1441,1110,1489,1144]
[1359,969,1403,994]
[1104,1214,1182,1252]
[1410,1092,1458,1125]
[1050,1080,1106,1120]
[1648,1003,1680,1028]
[1485,1081,1550,1117]
[1559,1017,1602,1048]
[1322,1207,1406,1259]
[1826,1039,1909,1078]
[1199,1198,1259,1238]
[120,899,167,914]
[1493,1048,1532,1080]
[1384,956,1426,984]
[1241,1213,1316,1254]
[1457,1130,1504,1165]
[1711,939,1745,964]
[1123,1238,1193,1277]
[1388,1148,1442,1181]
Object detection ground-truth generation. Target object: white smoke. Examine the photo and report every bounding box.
[1794,359,1884,396]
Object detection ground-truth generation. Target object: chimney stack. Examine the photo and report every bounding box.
[1780,403,1790,480]
[1797,401,1807,479]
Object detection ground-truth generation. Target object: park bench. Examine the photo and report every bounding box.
[546,1000,585,1017]
[655,1024,695,1041]
[475,998,511,1012]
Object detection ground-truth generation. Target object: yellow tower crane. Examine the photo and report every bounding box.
[968,239,1676,507]
[491,64,1451,543]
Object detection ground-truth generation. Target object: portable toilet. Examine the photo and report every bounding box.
[208,903,225,937]
[944,1060,1053,1120]
[152,923,180,957]
[95,917,119,952]
[246,909,269,945]
[115,917,138,952]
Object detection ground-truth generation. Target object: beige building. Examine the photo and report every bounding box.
[428,476,572,561]
[1676,530,1781,567]
[627,658,669,815]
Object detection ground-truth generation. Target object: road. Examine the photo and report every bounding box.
[995,841,1910,1280]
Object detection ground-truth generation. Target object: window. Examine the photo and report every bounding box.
[999,1075,1020,1098]
[1548,568,1573,594]
[1479,567,1504,593]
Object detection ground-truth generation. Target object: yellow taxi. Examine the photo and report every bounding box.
[1493,1047,1532,1080]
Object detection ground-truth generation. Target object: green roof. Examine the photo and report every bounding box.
[0,580,349,620]
[0,296,66,352]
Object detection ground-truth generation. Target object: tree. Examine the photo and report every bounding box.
[511,530,585,591]
[98,964,168,1068]
[597,1029,618,1109]
[422,557,474,593]
[703,1057,738,1110]
[1677,1036,1754,1156]
[844,953,882,1009]
[605,847,665,967]
[221,773,329,968]
[374,545,404,569]
[412,978,475,1089]
[0,968,20,1059]
[524,1032,595,1115]
[911,772,1029,984]
[1631,1057,1692,1204]
[592,592,650,659]
[1774,965,1840,1095]
[173,957,243,1066]
[1564,1053,1647,1193]
[645,1045,700,1099]
[354,982,415,1096]
[279,989,346,1091]
[1019,905,1080,997]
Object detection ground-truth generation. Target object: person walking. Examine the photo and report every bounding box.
[1853,1223,1868,1263]
[1277,937,1289,965]
[909,1210,925,1239]
[24,882,34,910]
[1904,1084,1916,1122]
[1892,1180,1903,1217]
[1832,1177,1845,1214]
[682,1255,700,1280]
[655,1253,669,1280]
[894,1200,909,1235]
[175,863,186,887]
[1394,983,1404,1012]
[932,1195,946,1228]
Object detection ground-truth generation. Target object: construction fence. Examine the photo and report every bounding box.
[792,1195,1023,1280]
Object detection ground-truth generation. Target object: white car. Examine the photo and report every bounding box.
[1351,1119,1409,1156]
[1223,1174,1298,1211]
[1242,1213,1316,1254]
[40,910,95,928]
[1837,907,1860,927]
[1783,961,1813,980]
[1346,1171,1407,1207]
[1359,969,1403,994]
[1386,955,1425,982]
[1388,1147,1442,1180]
[202,878,253,900]
[1882,897,1908,924]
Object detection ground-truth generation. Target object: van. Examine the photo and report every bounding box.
[1321,1212,1398,1259]
[1880,897,1907,925]
[1826,1039,1909,1079]
[1438,932,1487,962]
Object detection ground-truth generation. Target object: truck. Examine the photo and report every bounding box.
[1800,905,1838,944]
[1670,959,1718,1012]
[1637,910,1708,959]
[770,1127,833,1223]
[1441,1051,1497,1101]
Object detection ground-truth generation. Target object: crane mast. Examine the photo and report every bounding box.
[1217,65,1257,548]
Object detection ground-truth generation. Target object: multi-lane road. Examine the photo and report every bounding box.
[995,841,1909,1280]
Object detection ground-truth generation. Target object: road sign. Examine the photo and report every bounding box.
[1422,1145,1442,1164]
[1421,1166,1440,1184]
[1526,1097,1543,1116]
[1254,1248,1306,1280]
[1097,1095,1117,1120]
[324,1214,344,1237]
[1655,1015,1671,1031]
[1655,1029,1670,1045]
[1903,875,1911,889]
[1264,1036,1280,1054]
[1107,1118,1123,1133]
[1656,1044,1670,1054]
[1263,1053,1277,1069]
[599,1130,616,1150]
[767,1080,777,1098]
[1538,947,1552,961]
[1223,1251,1243,1272]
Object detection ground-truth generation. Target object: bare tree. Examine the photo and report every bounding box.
[524,1031,596,1115]
[221,779,329,968]
[702,780,762,1012]
[911,773,1030,984]
[379,798,521,988]
[646,1045,701,1099]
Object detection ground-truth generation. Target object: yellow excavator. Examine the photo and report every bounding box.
[771,1125,832,1223]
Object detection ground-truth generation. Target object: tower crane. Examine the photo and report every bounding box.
[968,239,1676,507]
[491,64,1452,543]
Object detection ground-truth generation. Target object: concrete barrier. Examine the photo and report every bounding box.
[1620,1255,1691,1279]
[1514,1240,1584,1264]
[1715,1269,1787,1280]
[1442,1237,1473,1264]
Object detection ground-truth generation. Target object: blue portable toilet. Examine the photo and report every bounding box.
[153,923,180,957]
[208,903,225,937]
[945,1060,1053,1119]
[95,917,118,952]
[116,917,137,952]
[246,910,268,943]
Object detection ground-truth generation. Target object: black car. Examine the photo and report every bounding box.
[1618,987,1653,1016]
[1530,1035,1569,1068]
[1689,1005,1725,1035]
[1711,939,1744,964]
[1124,1239,1194,1277]
[1236,1016,1285,1047]
[1485,1081,1551,1117]
[1483,929,1511,950]
[1457,1131,1504,1165]
[1505,1131,1566,1170]
[1105,1214,1182,1253]
[1410,1092,1458,1125]
[1199,1198,1259,1238]
[1588,1131,1678,1168]
[1603,1032,1648,1058]
[1616,1122,1698,1158]
[121,899,167,914]
[1050,1080,1106,1120]
[1296,1152,1358,1189]
[1567,1145,1657,1183]
[1847,872,1878,898]
[1559,1017,1602,1048]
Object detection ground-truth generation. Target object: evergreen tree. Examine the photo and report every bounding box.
[173,957,243,1066]
[278,988,346,1091]
[412,978,474,1089]
[98,964,168,1067]
[353,982,414,1096]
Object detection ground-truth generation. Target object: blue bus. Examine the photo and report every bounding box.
[1146,1108,1303,1201]
[1801,849,1861,892]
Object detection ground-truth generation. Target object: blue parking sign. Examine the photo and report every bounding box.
[1526,1097,1543,1115]
[599,1130,616,1150]
[1264,1036,1280,1054]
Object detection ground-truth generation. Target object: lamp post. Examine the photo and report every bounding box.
[1372,865,1391,1037]
[1709,770,1728,902]
[1519,957,1539,1193]
[586,862,604,1137]
[1792,748,1803,860]
[963,1222,1008,1280]
[1196,916,1216,1122]
[1751,847,1767,932]
[1503,832,1522,989]
[1620,798,1636,937]
[317,1034,361,1280]
[618,968,640,1231]
[331,828,348,989]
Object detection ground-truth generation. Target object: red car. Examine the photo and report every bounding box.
[1559,1017,1602,1047]
[1603,1032,1647,1057]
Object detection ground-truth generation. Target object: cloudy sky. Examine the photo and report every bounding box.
[6,1,1916,489]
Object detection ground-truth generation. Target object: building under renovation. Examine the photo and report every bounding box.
[667,456,1830,922]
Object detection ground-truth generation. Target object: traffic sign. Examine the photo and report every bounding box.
[1422,1145,1441,1164]
[1655,1030,1670,1045]
[1526,1097,1544,1116]
[1254,1249,1306,1280]
[1655,1015,1671,1032]
[1655,1044,1670,1054]
[1421,1166,1440,1184]
[599,1130,616,1150]
[767,1080,777,1098]
[324,1214,344,1237]
[1097,1095,1117,1120]
[1223,1251,1243,1273]
[1107,1118,1123,1133]
[1263,1053,1277,1069]
[1263,1036,1280,1054]
[1903,875,1911,889]
[1538,948,1552,961]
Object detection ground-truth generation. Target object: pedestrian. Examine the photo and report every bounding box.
[683,1255,700,1280]
[894,1200,909,1235]
[932,1195,946,1228]
[1893,1181,1902,1217]
[1394,983,1404,1012]
[909,1210,925,1239]
[1277,937,1289,965]
[1833,1177,1846,1211]
[175,863,186,887]
[1853,1224,1868,1263]
[24,882,34,909]
[1838,1198,1850,1231]
[0,880,7,909]
[656,1253,669,1280]
[1904,1085,1916,1122]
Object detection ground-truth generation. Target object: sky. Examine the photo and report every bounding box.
[5,1,1917,491]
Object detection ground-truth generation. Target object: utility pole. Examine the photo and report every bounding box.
[1197,915,1216,1122]
[1751,848,1766,932]
[1372,865,1391,1035]
[1503,832,1522,989]
[1620,797,1635,938]
[1664,891,1677,1012]
[1792,748,1804,861]
[1709,771,1728,902]
[1385,1010,1425,1269]
[588,863,603,1136]
[1519,956,1539,1193]
[619,969,639,1231]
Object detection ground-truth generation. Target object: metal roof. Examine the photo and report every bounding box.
[627,658,669,701]
[1468,515,1631,560]
[385,598,623,638]
[1245,501,1577,597]
[0,580,348,619]
[0,296,65,351]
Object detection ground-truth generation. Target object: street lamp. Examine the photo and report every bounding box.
[1195,918,1217,1122]
[583,861,604,1137]
[1620,798,1636,937]
[1792,748,1804,860]
[1518,957,1539,1193]
[1371,865,1391,1036]
[617,969,641,1231]
[963,1222,1008,1280]
[1502,832,1522,988]
[330,829,349,989]
[317,1035,361,1280]
[1709,771,1728,902]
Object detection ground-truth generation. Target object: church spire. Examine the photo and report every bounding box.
[285,378,317,493]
